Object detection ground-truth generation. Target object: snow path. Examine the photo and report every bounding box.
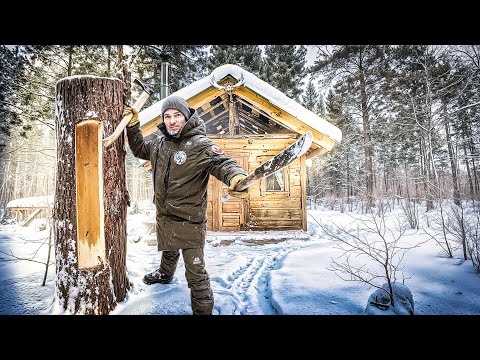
[208,238,316,315]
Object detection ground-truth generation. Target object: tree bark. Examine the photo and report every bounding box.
[53,75,130,315]
[462,134,475,199]
[443,103,461,206]
[467,130,479,198]
[359,69,374,209]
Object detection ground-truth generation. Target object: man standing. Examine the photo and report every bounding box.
[124,95,249,315]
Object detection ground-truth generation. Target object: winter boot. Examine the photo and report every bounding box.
[143,269,173,285]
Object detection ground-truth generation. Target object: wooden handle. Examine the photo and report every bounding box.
[103,91,150,148]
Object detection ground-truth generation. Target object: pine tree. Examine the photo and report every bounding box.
[0,45,28,137]
[261,45,307,101]
[316,91,326,117]
[328,87,362,204]
[309,45,387,209]
[449,45,480,200]
[207,45,263,76]
[302,78,318,112]
[133,45,209,104]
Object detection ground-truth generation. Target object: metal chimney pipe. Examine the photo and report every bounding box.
[160,54,170,99]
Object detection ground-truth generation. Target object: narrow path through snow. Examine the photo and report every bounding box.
[207,238,315,314]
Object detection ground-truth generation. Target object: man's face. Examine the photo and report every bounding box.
[163,109,187,135]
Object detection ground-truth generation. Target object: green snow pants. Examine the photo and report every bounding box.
[160,247,214,315]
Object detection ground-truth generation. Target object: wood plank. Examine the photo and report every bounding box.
[253,224,302,228]
[75,119,105,269]
[198,95,229,118]
[211,136,295,144]
[251,208,302,220]
[252,187,302,198]
[306,146,328,159]
[290,179,301,187]
[254,220,303,226]
[8,206,49,211]
[19,209,42,227]
[252,220,303,230]
[228,95,235,135]
[222,201,241,213]
[222,216,240,226]
[221,226,243,231]
[250,200,301,209]
[300,154,307,231]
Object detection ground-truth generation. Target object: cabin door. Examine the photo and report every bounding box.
[207,152,249,231]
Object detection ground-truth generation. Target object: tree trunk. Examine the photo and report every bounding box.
[462,135,475,199]
[419,137,434,210]
[359,70,374,209]
[117,45,131,105]
[443,104,461,206]
[0,150,12,220]
[331,169,338,197]
[468,132,479,198]
[67,46,73,77]
[426,139,437,210]
[107,46,111,76]
[53,75,130,315]
[346,150,353,211]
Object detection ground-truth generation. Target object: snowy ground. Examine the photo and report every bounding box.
[1,204,479,315]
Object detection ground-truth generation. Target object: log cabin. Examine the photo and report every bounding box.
[136,64,342,232]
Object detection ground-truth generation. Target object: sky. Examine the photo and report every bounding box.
[1,199,479,316]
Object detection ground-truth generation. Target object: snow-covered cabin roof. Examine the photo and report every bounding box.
[139,64,342,152]
[7,195,54,209]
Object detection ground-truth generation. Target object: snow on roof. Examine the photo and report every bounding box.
[139,64,342,144]
[6,195,54,208]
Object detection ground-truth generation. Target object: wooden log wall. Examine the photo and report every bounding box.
[207,135,307,231]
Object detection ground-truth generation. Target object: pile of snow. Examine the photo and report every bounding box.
[366,283,415,315]
[206,230,311,247]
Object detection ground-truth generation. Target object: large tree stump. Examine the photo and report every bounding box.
[54,75,130,315]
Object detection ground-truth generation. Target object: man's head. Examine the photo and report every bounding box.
[161,95,191,135]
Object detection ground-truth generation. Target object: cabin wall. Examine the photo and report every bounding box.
[207,136,307,231]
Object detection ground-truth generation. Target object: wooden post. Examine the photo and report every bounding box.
[300,154,307,231]
[228,93,235,135]
[54,75,130,315]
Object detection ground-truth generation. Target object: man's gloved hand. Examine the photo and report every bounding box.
[228,174,249,200]
[123,107,139,128]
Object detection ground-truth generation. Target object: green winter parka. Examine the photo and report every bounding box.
[126,108,247,250]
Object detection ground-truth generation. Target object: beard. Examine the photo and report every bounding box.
[167,129,178,135]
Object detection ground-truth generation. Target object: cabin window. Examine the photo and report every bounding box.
[259,157,290,196]
[266,170,285,191]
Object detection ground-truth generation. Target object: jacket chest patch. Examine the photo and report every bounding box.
[211,145,224,154]
[174,151,187,165]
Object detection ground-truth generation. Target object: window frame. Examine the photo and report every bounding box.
[260,166,290,196]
